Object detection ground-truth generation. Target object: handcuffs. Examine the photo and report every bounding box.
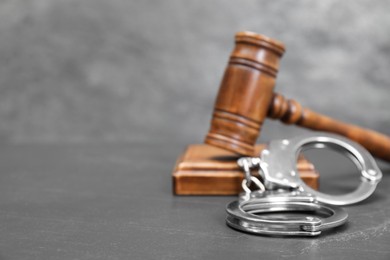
[226,133,382,237]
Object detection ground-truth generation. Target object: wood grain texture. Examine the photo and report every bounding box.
[205,31,390,162]
[173,144,319,195]
[205,32,285,156]
[268,93,390,161]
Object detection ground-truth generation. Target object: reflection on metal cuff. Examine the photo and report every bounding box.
[226,133,383,237]
[261,132,383,205]
[226,191,348,237]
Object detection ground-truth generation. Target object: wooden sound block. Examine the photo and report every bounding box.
[172,144,319,195]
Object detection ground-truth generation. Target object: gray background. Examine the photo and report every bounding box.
[0,0,389,145]
[1,1,390,259]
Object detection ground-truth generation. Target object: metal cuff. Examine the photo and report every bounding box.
[226,191,348,237]
[261,133,383,205]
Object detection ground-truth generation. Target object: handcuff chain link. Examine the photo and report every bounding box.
[228,133,382,237]
[237,157,265,192]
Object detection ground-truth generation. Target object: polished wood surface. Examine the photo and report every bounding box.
[173,144,319,195]
[269,93,390,161]
[205,32,285,156]
[205,31,390,161]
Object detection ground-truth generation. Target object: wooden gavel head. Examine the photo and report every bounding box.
[205,31,285,156]
[205,31,390,161]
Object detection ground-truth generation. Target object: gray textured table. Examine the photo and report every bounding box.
[1,142,389,259]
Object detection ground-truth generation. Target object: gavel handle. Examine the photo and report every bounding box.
[268,93,390,162]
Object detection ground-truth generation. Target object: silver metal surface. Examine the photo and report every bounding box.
[226,133,382,237]
[261,133,382,205]
[226,191,348,236]
[241,176,265,195]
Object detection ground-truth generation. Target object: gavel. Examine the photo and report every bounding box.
[205,31,390,162]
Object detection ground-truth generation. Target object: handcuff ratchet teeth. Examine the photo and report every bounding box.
[226,133,382,237]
